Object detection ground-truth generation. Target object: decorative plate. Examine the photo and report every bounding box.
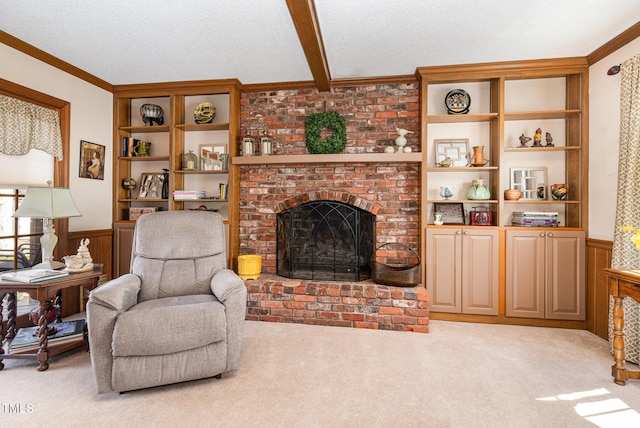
[445,89,471,114]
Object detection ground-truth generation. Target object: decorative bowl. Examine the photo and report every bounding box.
[504,189,522,201]
[194,102,216,124]
[140,104,164,126]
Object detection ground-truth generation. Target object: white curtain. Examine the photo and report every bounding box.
[610,54,640,362]
[0,94,63,160]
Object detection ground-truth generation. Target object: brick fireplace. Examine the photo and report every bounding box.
[237,83,429,332]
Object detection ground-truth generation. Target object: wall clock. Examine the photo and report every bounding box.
[445,89,471,114]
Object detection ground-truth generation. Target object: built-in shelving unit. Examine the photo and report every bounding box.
[416,58,588,325]
[112,80,241,275]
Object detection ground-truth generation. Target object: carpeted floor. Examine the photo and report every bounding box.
[1,320,640,428]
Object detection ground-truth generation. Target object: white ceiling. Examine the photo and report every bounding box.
[0,0,638,87]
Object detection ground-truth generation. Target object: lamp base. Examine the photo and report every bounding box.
[31,260,65,270]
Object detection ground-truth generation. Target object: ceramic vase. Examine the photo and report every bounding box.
[467,179,490,200]
[440,185,454,199]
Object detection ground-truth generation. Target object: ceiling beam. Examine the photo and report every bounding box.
[286,0,331,92]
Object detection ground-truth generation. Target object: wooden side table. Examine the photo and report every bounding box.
[604,268,640,385]
[0,264,104,371]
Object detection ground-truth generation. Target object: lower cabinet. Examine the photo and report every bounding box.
[426,228,499,315]
[505,229,585,320]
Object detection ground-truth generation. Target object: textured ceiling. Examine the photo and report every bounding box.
[0,0,638,86]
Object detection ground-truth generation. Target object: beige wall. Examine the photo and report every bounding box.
[0,43,113,232]
[589,37,640,240]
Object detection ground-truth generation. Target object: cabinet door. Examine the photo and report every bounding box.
[113,222,135,277]
[462,229,499,315]
[506,230,545,318]
[545,230,585,320]
[426,228,462,313]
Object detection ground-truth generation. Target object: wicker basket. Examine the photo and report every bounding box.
[371,243,421,287]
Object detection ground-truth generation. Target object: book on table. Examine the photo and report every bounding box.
[9,319,86,354]
[0,268,69,283]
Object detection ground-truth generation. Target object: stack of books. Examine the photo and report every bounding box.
[173,190,205,200]
[511,211,559,227]
[9,319,86,354]
[0,269,69,283]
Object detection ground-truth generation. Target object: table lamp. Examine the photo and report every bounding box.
[12,181,81,270]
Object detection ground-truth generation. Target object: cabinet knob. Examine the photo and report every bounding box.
[456,231,461,235]
[463,231,469,235]
[548,233,553,237]
[540,233,545,237]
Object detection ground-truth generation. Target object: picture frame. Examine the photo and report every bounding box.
[433,202,465,225]
[434,139,470,167]
[199,144,227,171]
[79,140,105,180]
[510,167,548,200]
[138,172,165,199]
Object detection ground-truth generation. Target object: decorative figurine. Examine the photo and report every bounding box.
[518,133,531,148]
[545,132,554,147]
[533,128,543,147]
[437,156,453,167]
[434,213,444,226]
[395,128,414,153]
[63,238,94,272]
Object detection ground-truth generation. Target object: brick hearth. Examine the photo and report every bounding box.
[245,274,430,333]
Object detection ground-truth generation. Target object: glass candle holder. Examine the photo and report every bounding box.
[242,137,255,156]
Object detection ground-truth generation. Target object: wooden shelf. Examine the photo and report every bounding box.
[503,146,582,152]
[174,123,229,131]
[117,156,170,161]
[504,109,581,121]
[119,125,170,133]
[426,166,499,172]
[426,113,498,123]
[174,199,228,203]
[174,169,229,174]
[232,152,422,165]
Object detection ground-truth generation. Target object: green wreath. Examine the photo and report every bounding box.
[304,111,347,154]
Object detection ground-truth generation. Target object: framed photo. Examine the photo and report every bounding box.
[79,140,105,180]
[199,144,227,170]
[139,172,165,199]
[434,139,469,167]
[510,167,548,200]
[433,202,465,225]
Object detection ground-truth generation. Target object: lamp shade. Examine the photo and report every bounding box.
[12,182,81,219]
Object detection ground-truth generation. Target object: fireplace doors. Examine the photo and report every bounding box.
[277,201,374,281]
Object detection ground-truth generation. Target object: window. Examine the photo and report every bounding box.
[0,188,43,271]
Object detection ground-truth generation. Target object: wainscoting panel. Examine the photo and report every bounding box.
[586,238,612,339]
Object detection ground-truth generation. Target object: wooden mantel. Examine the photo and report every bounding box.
[232,152,423,165]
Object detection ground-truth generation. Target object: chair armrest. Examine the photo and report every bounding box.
[86,273,140,393]
[88,273,141,312]
[210,269,245,302]
[211,269,247,372]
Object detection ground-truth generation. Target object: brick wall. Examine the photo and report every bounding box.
[239,83,421,270]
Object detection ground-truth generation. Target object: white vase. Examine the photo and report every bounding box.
[440,185,454,199]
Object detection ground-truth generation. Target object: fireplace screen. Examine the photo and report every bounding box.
[277,201,375,281]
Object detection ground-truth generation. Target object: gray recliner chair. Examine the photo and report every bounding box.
[87,211,246,393]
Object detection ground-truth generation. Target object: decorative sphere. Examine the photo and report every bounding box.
[121,178,136,191]
[194,102,216,124]
[384,146,395,153]
[403,146,412,153]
